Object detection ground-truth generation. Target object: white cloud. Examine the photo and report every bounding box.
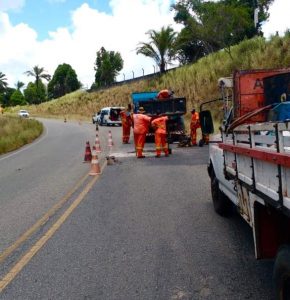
[0,0,180,89]
[47,0,66,3]
[0,0,25,12]
[262,0,290,37]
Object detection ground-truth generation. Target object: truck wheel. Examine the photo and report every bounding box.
[273,245,290,300]
[211,175,232,216]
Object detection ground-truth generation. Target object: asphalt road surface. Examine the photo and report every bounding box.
[0,120,274,299]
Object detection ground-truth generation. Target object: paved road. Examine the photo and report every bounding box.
[0,124,274,299]
[0,119,115,253]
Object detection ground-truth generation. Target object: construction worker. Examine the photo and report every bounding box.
[133,107,151,158]
[151,111,169,157]
[120,104,133,144]
[190,108,200,146]
[157,89,174,100]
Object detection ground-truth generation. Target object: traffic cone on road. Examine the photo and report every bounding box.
[108,130,114,148]
[83,141,92,163]
[89,146,101,175]
[95,134,102,153]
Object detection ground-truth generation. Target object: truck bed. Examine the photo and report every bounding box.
[137,97,186,116]
[220,121,290,215]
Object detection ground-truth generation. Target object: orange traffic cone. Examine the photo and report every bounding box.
[95,134,102,153]
[83,141,92,163]
[89,146,101,175]
[108,130,114,148]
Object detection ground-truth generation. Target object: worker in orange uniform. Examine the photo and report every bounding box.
[151,111,169,157]
[133,107,151,158]
[120,104,133,144]
[157,89,174,99]
[190,108,200,146]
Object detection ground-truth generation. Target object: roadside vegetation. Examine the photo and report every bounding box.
[13,34,290,129]
[0,0,287,134]
[0,116,43,155]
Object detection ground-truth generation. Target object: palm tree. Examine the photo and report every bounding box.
[24,65,51,89]
[0,72,8,92]
[15,81,25,91]
[136,26,177,73]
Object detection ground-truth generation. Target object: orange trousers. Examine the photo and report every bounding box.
[190,127,199,145]
[122,123,131,143]
[155,133,169,156]
[134,133,146,157]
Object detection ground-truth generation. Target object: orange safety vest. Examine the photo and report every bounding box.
[190,112,200,129]
[120,110,132,126]
[133,113,151,134]
[151,116,168,134]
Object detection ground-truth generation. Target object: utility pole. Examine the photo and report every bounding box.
[253,0,259,29]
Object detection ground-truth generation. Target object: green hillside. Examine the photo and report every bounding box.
[26,34,290,127]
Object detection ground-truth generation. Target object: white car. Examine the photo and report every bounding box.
[92,111,101,124]
[98,107,124,126]
[18,110,29,118]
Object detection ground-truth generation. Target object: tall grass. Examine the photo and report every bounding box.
[0,116,43,154]
[11,34,290,131]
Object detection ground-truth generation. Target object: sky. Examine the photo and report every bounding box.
[0,0,289,89]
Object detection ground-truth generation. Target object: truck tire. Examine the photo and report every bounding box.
[273,245,290,300]
[210,174,232,217]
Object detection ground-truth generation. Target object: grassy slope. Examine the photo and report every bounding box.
[14,35,290,130]
[0,116,43,154]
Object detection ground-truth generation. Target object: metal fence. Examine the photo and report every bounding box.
[87,67,179,93]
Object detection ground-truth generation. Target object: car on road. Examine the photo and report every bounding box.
[18,110,29,118]
[98,107,124,126]
[92,111,101,124]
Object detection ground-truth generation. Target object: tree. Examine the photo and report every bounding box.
[136,26,177,73]
[24,65,51,89]
[47,63,81,99]
[0,87,15,107]
[199,2,253,59]
[174,26,208,65]
[24,82,46,104]
[10,90,26,106]
[223,0,274,35]
[0,72,8,93]
[94,47,123,88]
[15,81,25,91]
[172,0,273,63]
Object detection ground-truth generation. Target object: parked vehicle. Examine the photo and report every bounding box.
[204,68,290,299]
[98,107,124,126]
[92,111,101,124]
[131,91,186,143]
[18,110,29,118]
